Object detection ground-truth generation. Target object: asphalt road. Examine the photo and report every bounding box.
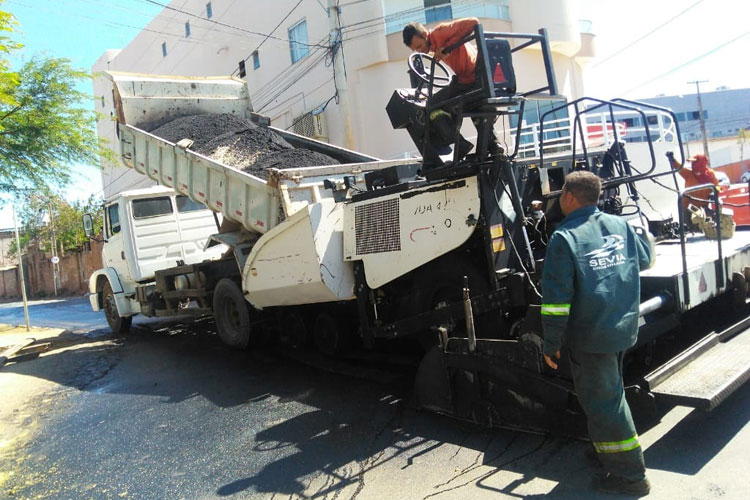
[0,298,748,499]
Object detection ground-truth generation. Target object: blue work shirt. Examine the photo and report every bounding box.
[541,205,653,355]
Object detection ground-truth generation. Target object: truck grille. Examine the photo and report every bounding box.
[355,198,401,255]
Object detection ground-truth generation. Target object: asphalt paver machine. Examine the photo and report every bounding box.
[351,25,750,434]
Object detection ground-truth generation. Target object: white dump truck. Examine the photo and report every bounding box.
[88,27,750,434]
[87,70,420,350]
[85,186,225,333]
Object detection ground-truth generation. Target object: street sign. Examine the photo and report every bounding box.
[51,256,60,264]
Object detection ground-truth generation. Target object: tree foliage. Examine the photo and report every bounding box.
[9,193,103,256]
[0,2,108,193]
[0,3,22,108]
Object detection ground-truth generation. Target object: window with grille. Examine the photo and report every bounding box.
[288,20,309,64]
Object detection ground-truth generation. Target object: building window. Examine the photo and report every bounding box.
[424,0,452,24]
[185,21,191,37]
[100,96,105,108]
[288,20,309,64]
[252,50,260,69]
[206,2,213,19]
[161,42,167,57]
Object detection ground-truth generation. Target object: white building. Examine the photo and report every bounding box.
[93,0,595,197]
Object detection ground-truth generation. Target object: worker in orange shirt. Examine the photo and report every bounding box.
[402,18,502,165]
[667,152,720,210]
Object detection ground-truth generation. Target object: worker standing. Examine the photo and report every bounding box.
[402,18,502,165]
[667,152,720,210]
[541,171,653,496]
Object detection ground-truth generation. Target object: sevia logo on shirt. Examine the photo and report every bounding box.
[585,235,626,271]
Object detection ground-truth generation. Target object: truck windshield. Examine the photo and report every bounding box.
[107,204,120,235]
[132,197,173,218]
[176,195,207,213]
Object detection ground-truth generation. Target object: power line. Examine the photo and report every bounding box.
[340,0,486,35]
[139,0,325,48]
[261,77,334,115]
[232,0,306,76]
[622,31,748,96]
[249,34,330,101]
[252,44,327,101]
[84,0,277,43]
[592,0,708,68]
[257,50,329,111]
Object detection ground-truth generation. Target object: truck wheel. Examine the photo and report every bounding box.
[213,278,253,350]
[280,310,312,350]
[103,282,132,334]
[411,257,488,348]
[313,312,348,357]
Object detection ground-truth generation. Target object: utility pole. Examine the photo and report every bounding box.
[327,0,355,150]
[12,205,30,332]
[688,80,710,163]
[49,201,59,296]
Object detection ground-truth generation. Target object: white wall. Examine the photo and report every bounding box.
[93,0,595,194]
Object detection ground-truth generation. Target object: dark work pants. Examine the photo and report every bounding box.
[569,349,647,481]
[429,79,499,155]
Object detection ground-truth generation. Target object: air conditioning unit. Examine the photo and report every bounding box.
[293,111,328,141]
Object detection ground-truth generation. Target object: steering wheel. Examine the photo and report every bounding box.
[408,53,451,89]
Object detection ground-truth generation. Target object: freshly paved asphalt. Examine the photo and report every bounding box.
[0,298,748,499]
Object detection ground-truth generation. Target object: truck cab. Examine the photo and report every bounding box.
[89,186,225,332]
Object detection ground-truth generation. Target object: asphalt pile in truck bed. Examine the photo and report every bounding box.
[149,113,339,179]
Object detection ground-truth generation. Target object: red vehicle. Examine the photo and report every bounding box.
[720,183,750,226]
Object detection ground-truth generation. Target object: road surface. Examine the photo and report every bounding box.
[0,298,748,499]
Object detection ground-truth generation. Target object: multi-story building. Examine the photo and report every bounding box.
[93,0,596,197]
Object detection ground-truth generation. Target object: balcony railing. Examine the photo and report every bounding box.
[384,0,510,36]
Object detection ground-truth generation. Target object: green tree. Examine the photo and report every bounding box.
[0,2,22,109]
[9,193,103,257]
[0,1,109,193]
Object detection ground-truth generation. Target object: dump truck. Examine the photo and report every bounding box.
[88,26,750,434]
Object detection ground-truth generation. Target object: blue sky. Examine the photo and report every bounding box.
[0,0,162,228]
[0,0,747,228]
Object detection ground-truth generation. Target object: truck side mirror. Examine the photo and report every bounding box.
[82,213,94,238]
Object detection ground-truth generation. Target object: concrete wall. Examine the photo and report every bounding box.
[0,240,103,299]
[0,230,18,268]
[93,0,595,195]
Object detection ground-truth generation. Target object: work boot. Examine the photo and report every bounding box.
[592,472,651,496]
[584,445,602,467]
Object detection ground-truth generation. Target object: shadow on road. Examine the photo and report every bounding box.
[3,316,748,499]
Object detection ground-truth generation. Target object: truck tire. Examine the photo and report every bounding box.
[103,282,132,334]
[280,310,312,350]
[213,278,253,350]
[313,311,349,357]
[410,256,489,348]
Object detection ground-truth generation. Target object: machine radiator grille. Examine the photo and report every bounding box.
[355,198,401,255]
